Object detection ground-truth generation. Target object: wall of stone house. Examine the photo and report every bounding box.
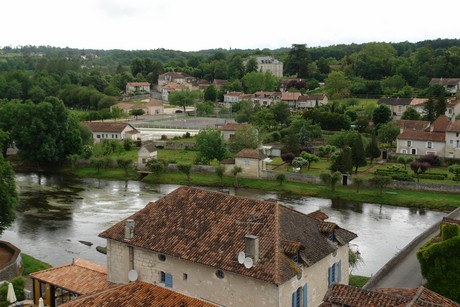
[278,244,349,307]
[261,170,322,184]
[153,141,195,150]
[396,139,445,156]
[108,240,280,306]
[235,158,262,177]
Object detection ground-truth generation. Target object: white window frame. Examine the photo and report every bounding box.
[407,140,412,147]
[427,141,432,149]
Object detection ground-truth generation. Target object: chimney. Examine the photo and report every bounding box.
[245,234,259,264]
[125,219,135,240]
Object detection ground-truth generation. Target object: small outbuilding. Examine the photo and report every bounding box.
[137,142,157,169]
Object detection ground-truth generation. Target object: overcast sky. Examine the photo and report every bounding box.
[2,0,459,52]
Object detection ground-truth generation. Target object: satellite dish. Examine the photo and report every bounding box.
[128,269,138,282]
[238,251,246,264]
[243,257,253,269]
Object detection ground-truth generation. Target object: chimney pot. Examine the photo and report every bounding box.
[245,234,259,264]
[125,219,135,240]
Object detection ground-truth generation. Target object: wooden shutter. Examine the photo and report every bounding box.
[303,283,308,307]
[338,260,342,282]
[165,273,173,288]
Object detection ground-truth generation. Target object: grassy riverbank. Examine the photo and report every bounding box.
[22,253,52,275]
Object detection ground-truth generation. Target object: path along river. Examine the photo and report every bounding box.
[0,173,446,277]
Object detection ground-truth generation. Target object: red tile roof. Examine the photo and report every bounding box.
[431,115,450,132]
[397,130,445,142]
[61,281,216,307]
[394,120,429,131]
[378,97,412,106]
[99,187,356,285]
[410,98,429,106]
[82,121,139,134]
[127,82,150,86]
[30,259,114,295]
[235,149,267,160]
[297,94,326,101]
[146,98,163,107]
[321,284,460,307]
[281,92,301,101]
[307,210,329,221]
[447,120,460,132]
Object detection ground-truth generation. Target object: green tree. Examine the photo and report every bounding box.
[0,155,18,236]
[245,57,259,74]
[397,156,414,170]
[271,101,291,127]
[299,152,320,170]
[276,173,286,186]
[204,85,217,102]
[366,134,381,163]
[448,165,460,182]
[67,154,80,170]
[242,71,278,93]
[0,130,11,158]
[130,108,145,120]
[232,166,242,188]
[292,157,309,173]
[90,157,106,175]
[368,175,392,194]
[372,104,392,126]
[215,165,226,186]
[320,171,342,192]
[377,122,400,147]
[168,88,202,112]
[353,176,364,193]
[331,147,352,174]
[177,164,192,181]
[324,71,351,99]
[196,101,215,116]
[227,126,260,153]
[351,134,367,174]
[285,44,310,78]
[401,106,421,120]
[117,157,133,178]
[195,128,228,164]
[251,108,276,131]
[146,159,168,177]
[228,55,245,80]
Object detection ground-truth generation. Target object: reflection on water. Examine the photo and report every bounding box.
[0,173,447,277]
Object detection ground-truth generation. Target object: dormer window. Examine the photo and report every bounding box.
[293,253,299,264]
[328,233,334,241]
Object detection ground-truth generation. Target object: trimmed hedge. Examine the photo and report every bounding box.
[374,169,407,176]
[416,173,448,180]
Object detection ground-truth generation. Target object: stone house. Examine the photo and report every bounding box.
[125,82,150,95]
[111,99,164,116]
[137,142,157,169]
[253,56,284,78]
[297,94,328,110]
[281,92,302,111]
[82,122,140,144]
[430,78,460,95]
[99,187,357,307]
[235,148,269,177]
[157,72,196,88]
[377,97,412,119]
[219,123,251,141]
[250,91,282,107]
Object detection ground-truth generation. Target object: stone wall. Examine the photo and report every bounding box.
[153,141,195,150]
[261,170,322,184]
[0,241,23,281]
[391,181,460,193]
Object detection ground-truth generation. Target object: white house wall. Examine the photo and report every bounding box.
[396,139,445,156]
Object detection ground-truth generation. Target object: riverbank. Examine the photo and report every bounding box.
[71,168,460,210]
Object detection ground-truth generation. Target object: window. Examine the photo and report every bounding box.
[457,140,460,148]
[457,133,459,138]
[328,260,342,287]
[160,271,173,287]
[96,134,101,139]
[407,141,412,147]
[427,141,432,149]
[451,140,454,145]
[293,253,299,264]
[292,284,308,307]
[158,254,166,261]
[183,273,188,281]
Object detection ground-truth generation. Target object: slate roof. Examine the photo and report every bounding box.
[140,142,156,153]
[321,284,460,307]
[235,149,267,160]
[61,281,216,307]
[220,123,251,131]
[99,187,356,285]
[30,259,114,295]
[297,94,326,101]
[82,121,139,134]
[430,78,460,86]
[377,97,412,106]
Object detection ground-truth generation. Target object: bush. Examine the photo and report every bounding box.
[419,154,441,166]
[161,135,168,140]
[80,145,93,159]
[123,138,134,151]
[416,173,447,180]
[391,173,415,181]
[442,224,460,241]
[184,132,191,138]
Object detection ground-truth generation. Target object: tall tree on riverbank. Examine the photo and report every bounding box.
[0,155,18,236]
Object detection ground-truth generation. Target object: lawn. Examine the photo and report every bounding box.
[22,253,52,275]
[157,148,198,164]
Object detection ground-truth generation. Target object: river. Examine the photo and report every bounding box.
[0,173,446,277]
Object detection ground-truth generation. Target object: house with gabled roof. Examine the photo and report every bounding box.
[125,82,150,96]
[219,123,251,141]
[377,97,413,119]
[82,121,140,144]
[250,91,282,107]
[99,187,357,307]
[320,284,459,307]
[158,72,195,87]
[137,142,157,169]
[297,94,328,109]
[281,92,302,110]
[430,78,460,95]
[235,148,268,177]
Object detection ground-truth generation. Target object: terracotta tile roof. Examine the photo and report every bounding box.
[159,72,191,79]
[430,78,460,86]
[99,187,356,285]
[146,98,163,107]
[30,259,114,295]
[235,149,267,160]
[431,115,450,132]
[320,221,337,234]
[82,121,139,134]
[442,217,460,226]
[410,98,428,106]
[219,158,235,164]
[394,120,430,131]
[297,94,326,101]
[397,130,445,142]
[220,123,251,131]
[378,97,412,106]
[281,92,301,101]
[61,281,216,307]
[448,96,458,107]
[447,120,460,132]
[224,91,244,97]
[281,240,302,255]
[162,82,181,91]
[307,210,329,221]
[321,284,460,307]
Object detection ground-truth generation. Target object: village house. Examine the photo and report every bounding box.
[430,78,460,95]
[157,72,196,88]
[297,94,328,110]
[222,92,252,108]
[377,97,412,119]
[111,99,164,116]
[125,82,150,96]
[219,123,251,141]
[320,284,459,307]
[82,121,140,144]
[254,56,284,78]
[281,92,302,110]
[235,148,269,177]
[137,142,157,169]
[250,91,282,107]
[408,98,428,116]
[395,115,460,158]
[99,187,357,307]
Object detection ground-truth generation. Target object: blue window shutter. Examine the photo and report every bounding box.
[303,283,308,307]
[328,266,332,286]
[165,273,173,288]
[292,291,296,307]
[338,260,342,282]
